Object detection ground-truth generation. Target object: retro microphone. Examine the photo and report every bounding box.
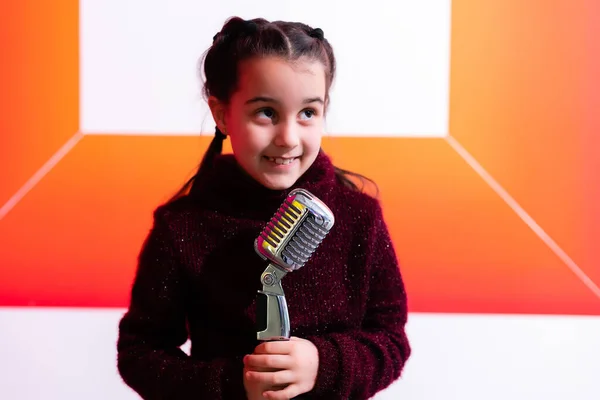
[254,188,335,341]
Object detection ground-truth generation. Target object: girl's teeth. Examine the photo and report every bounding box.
[267,157,295,165]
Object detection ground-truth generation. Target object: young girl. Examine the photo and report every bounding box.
[117,16,411,400]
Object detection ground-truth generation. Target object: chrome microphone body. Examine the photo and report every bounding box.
[254,188,335,341]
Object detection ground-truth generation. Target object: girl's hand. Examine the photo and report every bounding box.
[243,363,270,400]
[243,337,319,400]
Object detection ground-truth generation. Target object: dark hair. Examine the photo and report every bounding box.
[169,16,377,202]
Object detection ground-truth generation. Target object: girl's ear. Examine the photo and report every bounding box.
[208,96,227,134]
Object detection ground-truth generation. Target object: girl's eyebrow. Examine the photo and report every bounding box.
[245,96,324,105]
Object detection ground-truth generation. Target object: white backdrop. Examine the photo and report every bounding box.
[80,0,450,136]
[1,309,599,399]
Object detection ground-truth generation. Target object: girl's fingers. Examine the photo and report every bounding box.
[244,354,291,370]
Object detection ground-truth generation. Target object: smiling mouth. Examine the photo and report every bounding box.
[263,156,300,165]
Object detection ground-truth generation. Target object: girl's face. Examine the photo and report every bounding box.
[211,56,327,190]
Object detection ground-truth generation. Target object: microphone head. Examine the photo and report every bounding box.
[254,188,334,272]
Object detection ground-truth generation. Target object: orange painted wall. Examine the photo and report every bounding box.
[1,1,598,315]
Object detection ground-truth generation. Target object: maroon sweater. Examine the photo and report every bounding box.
[117,151,411,399]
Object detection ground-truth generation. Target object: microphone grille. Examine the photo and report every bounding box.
[280,212,330,267]
[260,196,305,252]
[255,189,334,271]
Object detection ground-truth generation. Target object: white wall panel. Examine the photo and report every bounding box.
[80,0,450,136]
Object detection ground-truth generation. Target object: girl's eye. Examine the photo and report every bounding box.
[256,108,275,119]
[300,109,316,120]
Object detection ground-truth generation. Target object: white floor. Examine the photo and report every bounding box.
[1,308,599,399]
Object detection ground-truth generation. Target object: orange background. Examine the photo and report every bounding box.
[1,1,598,314]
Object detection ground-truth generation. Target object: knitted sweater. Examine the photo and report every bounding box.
[117,150,411,399]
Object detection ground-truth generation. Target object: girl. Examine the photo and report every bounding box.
[117,16,411,400]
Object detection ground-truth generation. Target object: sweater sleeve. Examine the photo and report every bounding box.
[116,207,246,400]
[306,199,411,399]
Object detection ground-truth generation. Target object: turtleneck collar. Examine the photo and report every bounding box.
[189,150,337,220]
